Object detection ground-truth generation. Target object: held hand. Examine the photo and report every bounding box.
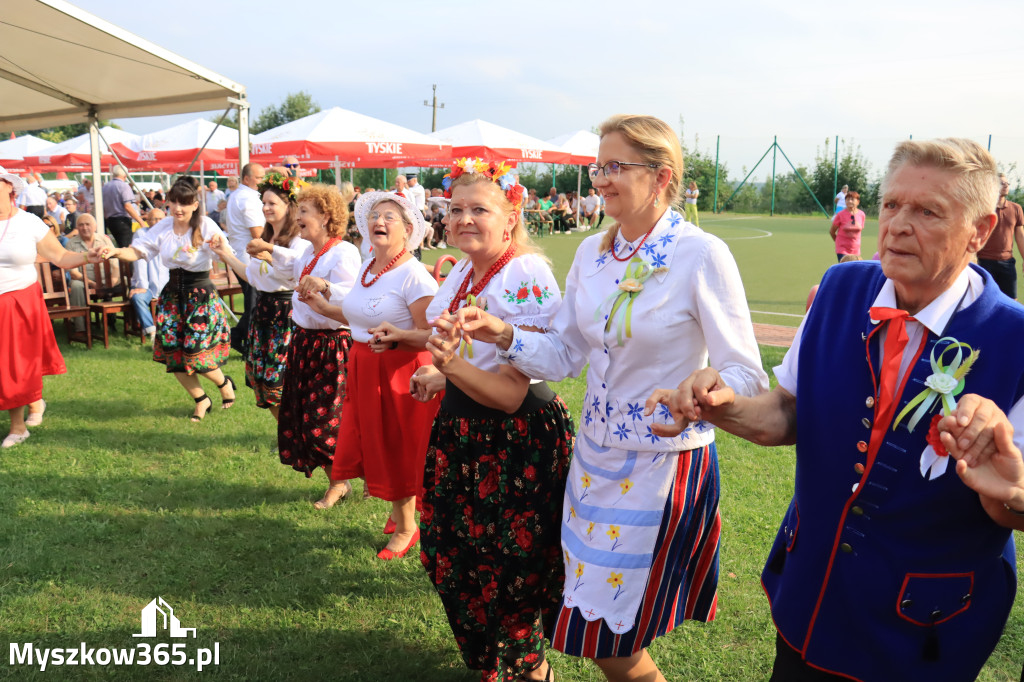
[454,306,508,345]
[207,234,231,258]
[937,394,1001,467]
[301,289,328,313]
[644,368,735,437]
[950,419,1024,509]
[645,389,690,437]
[368,321,403,353]
[252,251,273,264]
[247,238,274,257]
[297,275,326,300]
[96,245,116,260]
[410,365,445,402]
[85,245,105,263]
[427,323,463,372]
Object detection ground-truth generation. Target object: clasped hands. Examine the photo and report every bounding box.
[646,369,1024,511]
[409,307,507,402]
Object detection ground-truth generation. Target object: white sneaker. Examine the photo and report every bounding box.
[24,400,45,427]
[146,328,156,344]
[2,431,30,448]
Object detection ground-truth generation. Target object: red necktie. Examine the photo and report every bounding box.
[868,306,915,444]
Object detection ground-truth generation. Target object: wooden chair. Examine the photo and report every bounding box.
[88,259,133,348]
[36,263,92,348]
[213,260,243,313]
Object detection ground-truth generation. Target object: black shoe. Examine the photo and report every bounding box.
[217,375,236,409]
[191,394,212,422]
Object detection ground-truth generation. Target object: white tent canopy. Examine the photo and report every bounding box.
[23,126,140,169]
[0,0,250,222]
[233,106,450,168]
[428,119,571,164]
[0,134,56,166]
[114,118,239,171]
[547,130,600,165]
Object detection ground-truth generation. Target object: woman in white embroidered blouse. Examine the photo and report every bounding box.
[456,116,768,682]
[102,177,237,422]
[411,160,573,682]
[209,172,309,423]
[274,185,361,509]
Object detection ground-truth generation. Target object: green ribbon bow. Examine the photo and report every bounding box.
[459,293,476,359]
[893,336,978,433]
[594,256,657,346]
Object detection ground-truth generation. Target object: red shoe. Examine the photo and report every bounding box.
[383,517,397,535]
[377,529,419,561]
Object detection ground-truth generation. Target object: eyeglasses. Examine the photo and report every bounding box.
[588,161,661,180]
[369,211,403,225]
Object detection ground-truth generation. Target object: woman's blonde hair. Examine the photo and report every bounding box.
[449,173,546,261]
[297,184,349,238]
[598,114,684,252]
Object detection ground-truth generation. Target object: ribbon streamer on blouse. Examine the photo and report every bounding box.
[459,293,476,359]
[893,337,978,433]
[594,256,657,346]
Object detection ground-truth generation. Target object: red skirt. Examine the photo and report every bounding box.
[0,282,67,410]
[331,342,440,500]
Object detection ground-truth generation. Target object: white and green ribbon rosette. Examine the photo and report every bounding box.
[892,337,978,433]
[594,256,661,346]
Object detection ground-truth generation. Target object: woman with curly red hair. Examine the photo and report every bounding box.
[274,184,361,508]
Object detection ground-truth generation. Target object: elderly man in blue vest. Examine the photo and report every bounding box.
[649,138,1024,681]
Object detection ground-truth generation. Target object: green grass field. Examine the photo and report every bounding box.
[3,214,1023,681]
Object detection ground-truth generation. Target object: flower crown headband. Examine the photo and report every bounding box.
[258,171,309,203]
[441,157,526,211]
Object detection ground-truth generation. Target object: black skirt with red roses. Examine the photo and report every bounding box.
[420,381,574,682]
[277,326,351,476]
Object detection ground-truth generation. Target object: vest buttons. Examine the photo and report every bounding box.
[930,609,943,621]
[856,441,868,453]
[851,506,864,516]
[961,593,971,604]
[900,599,913,609]
[840,543,853,553]
[865,396,875,408]
[854,463,865,474]
[861,417,871,429]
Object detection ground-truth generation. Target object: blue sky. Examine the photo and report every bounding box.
[73,0,1024,183]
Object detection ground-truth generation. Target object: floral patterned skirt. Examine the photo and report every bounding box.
[245,291,293,409]
[277,326,351,477]
[152,273,231,375]
[420,383,574,682]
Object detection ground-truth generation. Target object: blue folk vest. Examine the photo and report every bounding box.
[763,261,1024,681]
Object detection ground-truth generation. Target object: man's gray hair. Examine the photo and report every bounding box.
[880,138,999,223]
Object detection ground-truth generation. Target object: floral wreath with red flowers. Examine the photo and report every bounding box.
[441,157,525,211]
[258,171,309,204]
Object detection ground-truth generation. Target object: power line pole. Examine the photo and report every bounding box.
[423,84,444,132]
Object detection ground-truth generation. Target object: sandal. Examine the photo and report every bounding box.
[191,394,212,422]
[217,375,236,409]
[313,480,351,509]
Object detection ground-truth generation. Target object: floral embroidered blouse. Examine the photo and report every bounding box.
[501,207,768,452]
[426,252,561,375]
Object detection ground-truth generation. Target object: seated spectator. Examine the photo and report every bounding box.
[582,188,600,229]
[62,198,81,235]
[42,215,67,248]
[129,208,170,344]
[45,195,68,225]
[65,214,117,332]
